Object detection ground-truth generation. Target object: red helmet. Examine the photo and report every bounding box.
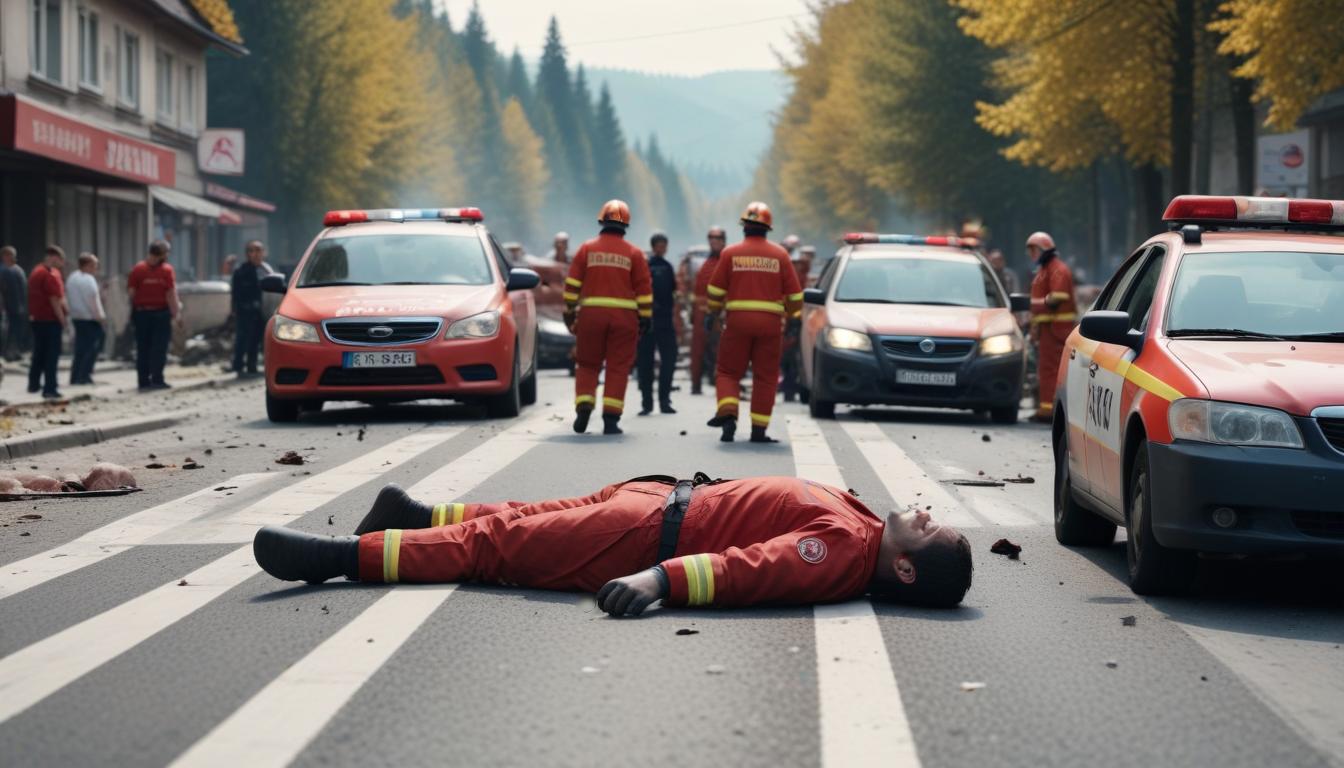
[597,199,631,228]
[740,201,773,231]
[1025,231,1055,250]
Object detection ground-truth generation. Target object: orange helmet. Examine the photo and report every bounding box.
[740,201,773,231]
[1025,231,1055,250]
[597,199,631,228]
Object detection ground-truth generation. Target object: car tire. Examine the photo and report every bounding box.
[486,351,522,419]
[990,405,1020,424]
[266,391,300,423]
[1126,446,1196,595]
[298,399,323,414]
[809,396,836,419]
[520,344,538,406]
[1053,430,1116,546]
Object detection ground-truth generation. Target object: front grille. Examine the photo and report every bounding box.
[322,318,442,345]
[275,368,308,385]
[456,364,498,382]
[880,336,975,360]
[1318,418,1344,453]
[318,365,445,387]
[1291,510,1344,539]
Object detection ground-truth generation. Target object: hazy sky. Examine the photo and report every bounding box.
[437,0,812,76]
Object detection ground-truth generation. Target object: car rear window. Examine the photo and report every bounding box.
[1168,251,1344,336]
[835,256,1003,308]
[298,233,493,287]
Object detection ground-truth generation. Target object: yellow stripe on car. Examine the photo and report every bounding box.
[1114,359,1184,402]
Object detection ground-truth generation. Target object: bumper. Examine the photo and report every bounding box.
[1148,429,1344,554]
[264,332,516,402]
[537,327,575,368]
[811,343,1024,410]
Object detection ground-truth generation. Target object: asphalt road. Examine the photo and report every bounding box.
[1,370,1341,768]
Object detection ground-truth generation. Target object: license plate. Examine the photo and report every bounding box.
[896,369,956,386]
[343,351,416,368]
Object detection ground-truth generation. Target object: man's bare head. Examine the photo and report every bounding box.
[0,246,15,265]
[870,510,973,607]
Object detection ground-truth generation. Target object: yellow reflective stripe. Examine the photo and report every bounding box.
[562,291,579,302]
[717,397,739,409]
[750,412,771,426]
[1113,359,1184,402]
[1031,313,1077,324]
[575,395,596,406]
[382,529,402,583]
[579,297,639,310]
[638,309,652,318]
[706,285,727,297]
[681,554,715,606]
[683,556,701,604]
[707,300,723,311]
[602,397,624,410]
[787,292,804,302]
[1048,291,1071,302]
[789,309,802,319]
[565,277,583,288]
[635,294,653,304]
[725,300,784,314]
[431,503,447,527]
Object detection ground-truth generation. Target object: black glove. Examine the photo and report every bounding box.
[785,317,802,337]
[638,317,651,337]
[596,566,669,617]
[563,308,577,333]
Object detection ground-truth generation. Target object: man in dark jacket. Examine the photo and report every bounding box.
[230,240,271,377]
[637,232,678,415]
[0,246,28,360]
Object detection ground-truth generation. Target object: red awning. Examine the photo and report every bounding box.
[218,208,243,225]
[0,94,176,186]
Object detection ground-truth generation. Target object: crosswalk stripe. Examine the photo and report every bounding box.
[0,427,463,725]
[168,408,564,768]
[785,415,921,768]
[838,420,983,528]
[0,474,276,601]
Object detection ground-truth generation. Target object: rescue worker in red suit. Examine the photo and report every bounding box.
[689,227,726,395]
[1027,231,1078,423]
[563,200,653,435]
[706,202,803,443]
[252,476,974,615]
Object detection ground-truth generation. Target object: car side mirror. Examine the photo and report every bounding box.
[260,273,288,294]
[1009,293,1030,313]
[507,267,541,291]
[803,288,826,306]
[1080,310,1142,350]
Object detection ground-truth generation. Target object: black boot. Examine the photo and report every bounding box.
[638,398,653,416]
[660,401,676,414]
[720,420,737,442]
[574,406,593,434]
[690,384,702,395]
[603,414,624,435]
[253,526,360,584]
[354,483,432,535]
[750,426,779,443]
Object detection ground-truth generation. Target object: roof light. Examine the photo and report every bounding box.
[322,207,485,227]
[842,233,980,249]
[1163,195,1344,227]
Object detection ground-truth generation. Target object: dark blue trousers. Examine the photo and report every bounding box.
[636,324,678,406]
[28,321,62,395]
[133,309,172,387]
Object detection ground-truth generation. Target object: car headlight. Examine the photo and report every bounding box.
[538,317,571,337]
[824,327,872,352]
[446,310,501,339]
[1168,399,1304,448]
[273,315,320,343]
[979,333,1021,356]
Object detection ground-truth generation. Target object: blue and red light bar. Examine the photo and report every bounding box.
[843,233,981,249]
[1163,195,1344,227]
[323,207,484,227]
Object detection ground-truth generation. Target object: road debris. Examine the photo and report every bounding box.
[183,461,204,470]
[276,451,307,466]
[145,462,167,469]
[214,486,237,491]
[1121,615,1137,627]
[357,428,366,441]
[982,434,991,442]
[960,682,986,692]
[1105,660,1119,669]
[990,538,1022,559]
[580,666,600,674]
[675,628,699,636]
[327,514,335,526]
[178,579,189,586]
[1003,475,1036,484]
[706,664,727,675]
[947,479,1006,487]
[19,513,41,520]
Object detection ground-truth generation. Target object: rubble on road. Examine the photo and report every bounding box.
[276,451,307,465]
[990,538,1022,559]
[0,462,139,499]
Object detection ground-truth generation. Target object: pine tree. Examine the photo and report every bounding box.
[503,48,533,113]
[591,83,629,199]
[535,17,594,210]
[497,99,550,245]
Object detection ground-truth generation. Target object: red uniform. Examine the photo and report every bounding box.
[564,233,653,415]
[1030,253,1077,414]
[357,476,884,607]
[708,236,803,429]
[127,260,176,310]
[689,253,721,389]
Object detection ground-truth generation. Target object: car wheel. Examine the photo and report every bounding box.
[809,396,835,419]
[1054,429,1116,546]
[1126,446,1196,595]
[990,405,1020,424]
[298,399,323,414]
[266,391,300,423]
[520,344,538,406]
[486,351,522,418]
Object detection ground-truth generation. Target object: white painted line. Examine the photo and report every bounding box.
[0,427,463,725]
[784,416,921,768]
[167,408,565,768]
[838,420,982,528]
[0,474,275,601]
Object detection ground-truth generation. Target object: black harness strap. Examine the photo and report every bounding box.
[657,479,694,562]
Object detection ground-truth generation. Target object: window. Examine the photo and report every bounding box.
[155,49,174,120]
[1117,247,1165,330]
[118,29,140,110]
[488,236,511,281]
[1167,251,1344,337]
[1096,248,1148,312]
[31,0,64,82]
[298,234,494,287]
[77,7,99,87]
[834,255,1005,308]
[181,64,197,131]
[816,254,842,293]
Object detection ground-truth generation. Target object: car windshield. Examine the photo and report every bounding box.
[834,255,1003,307]
[1166,251,1344,338]
[297,233,493,287]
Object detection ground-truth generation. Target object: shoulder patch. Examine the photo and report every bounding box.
[797,536,828,564]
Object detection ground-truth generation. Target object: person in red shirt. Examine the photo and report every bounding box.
[564,200,653,435]
[27,245,69,399]
[705,202,803,443]
[689,227,725,396]
[1026,231,1078,422]
[252,474,974,614]
[127,239,180,391]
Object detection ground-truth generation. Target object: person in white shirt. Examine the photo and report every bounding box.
[66,252,106,386]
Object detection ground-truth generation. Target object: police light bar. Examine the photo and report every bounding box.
[323,207,485,227]
[1162,196,1344,227]
[843,233,980,249]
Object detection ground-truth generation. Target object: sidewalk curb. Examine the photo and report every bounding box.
[0,410,196,461]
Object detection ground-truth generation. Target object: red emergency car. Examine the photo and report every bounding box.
[1053,195,1344,594]
[261,208,540,422]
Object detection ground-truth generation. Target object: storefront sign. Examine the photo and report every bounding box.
[0,94,175,186]
[198,129,245,175]
[204,181,276,213]
[1258,130,1310,191]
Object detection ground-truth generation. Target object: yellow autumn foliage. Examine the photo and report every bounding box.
[188,0,242,44]
[498,98,550,242]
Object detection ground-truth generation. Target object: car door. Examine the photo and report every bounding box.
[1086,246,1166,510]
[490,236,536,369]
[801,251,844,385]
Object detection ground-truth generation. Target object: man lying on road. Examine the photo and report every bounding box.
[253,474,973,615]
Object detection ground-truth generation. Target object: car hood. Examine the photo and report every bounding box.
[827,303,1010,338]
[279,284,499,321]
[1166,340,1344,416]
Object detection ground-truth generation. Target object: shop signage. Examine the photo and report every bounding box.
[0,94,175,186]
[204,182,276,213]
[198,128,245,175]
[1257,129,1310,191]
